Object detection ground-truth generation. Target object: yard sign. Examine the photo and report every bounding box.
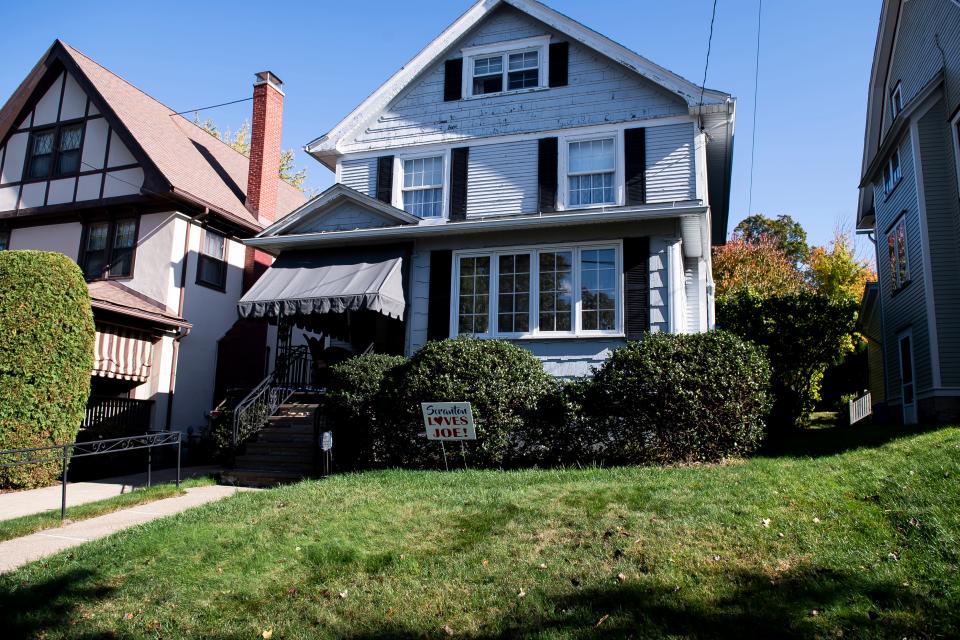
[421,402,476,441]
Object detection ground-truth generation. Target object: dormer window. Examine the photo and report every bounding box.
[461,36,549,98]
[890,82,903,120]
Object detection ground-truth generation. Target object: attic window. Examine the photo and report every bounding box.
[890,83,903,120]
[461,36,549,98]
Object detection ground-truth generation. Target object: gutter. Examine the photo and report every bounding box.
[246,203,708,254]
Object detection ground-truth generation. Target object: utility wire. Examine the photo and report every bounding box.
[697,0,720,131]
[171,96,253,116]
[747,0,763,217]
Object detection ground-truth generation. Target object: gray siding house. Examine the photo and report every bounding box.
[239,0,735,377]
[858,0,960,423]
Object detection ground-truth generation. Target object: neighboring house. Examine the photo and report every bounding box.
[240,0,735,378]
[857,0,960,424]
[0,41,303,434]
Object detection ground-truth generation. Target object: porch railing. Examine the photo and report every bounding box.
[231,345,315,449]
[848,391,872,425]
[82,396,154,433]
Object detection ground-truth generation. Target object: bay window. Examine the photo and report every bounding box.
[568,137,616,207]
[401,156,444,218]
[453,243,621,337]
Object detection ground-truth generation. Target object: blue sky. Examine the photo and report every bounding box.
[0,0,881,246]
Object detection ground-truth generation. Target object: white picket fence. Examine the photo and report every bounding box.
[848,391,872,425]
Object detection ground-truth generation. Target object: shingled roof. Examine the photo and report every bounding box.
[0,40,305,232]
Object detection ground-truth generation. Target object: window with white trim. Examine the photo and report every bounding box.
[453,243,621,338]
[890,82,903,120]
[197,229,227,290]
[568,137,616,206]
[882,149,902,196]
[464,37,547,98]
[887,218,909,292]
[402,156,444,218]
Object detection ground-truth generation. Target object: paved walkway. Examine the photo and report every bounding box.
[0,484,250,573]
[0,466,221,522]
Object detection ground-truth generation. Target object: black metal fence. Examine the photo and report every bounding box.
[82,396,154,433]
[0,431,182,521]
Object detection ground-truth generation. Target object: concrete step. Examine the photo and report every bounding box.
[235,454,313,469]
[245,441,315,456]
[222,468,311,488]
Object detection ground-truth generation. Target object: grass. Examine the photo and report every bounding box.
[0,477,215,543]
[2,424,959,639]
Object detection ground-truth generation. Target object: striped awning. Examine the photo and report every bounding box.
[92,326,155,382]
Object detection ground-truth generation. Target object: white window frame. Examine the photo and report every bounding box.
[460,35,551,99]
[392,150,450,220]
[558,129,624,211]
[887,216,910,292]
[449,240,624,339]
[890,82,903,120]
[882,148,902,196]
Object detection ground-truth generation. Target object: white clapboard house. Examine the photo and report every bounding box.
[239,0,735,378]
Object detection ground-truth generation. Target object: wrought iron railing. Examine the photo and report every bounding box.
[83,396,154,433]
[231,345,315,449]
[0,431,182,521]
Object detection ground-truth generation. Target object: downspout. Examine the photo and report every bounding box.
[164,209,207,431]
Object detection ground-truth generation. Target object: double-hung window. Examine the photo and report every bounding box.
[26,124,84,180]
[197,229,227,290]
[401,156,444,218]
[568,137,616,207]
[890,82,903,120]
[883,149,902,196]
[887,218,909,292]
[81,218,137,280]
[454,243,621,338]
[464,37,547,98]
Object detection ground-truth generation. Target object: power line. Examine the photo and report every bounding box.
[697,0,720,131]
[171,96,253,117]
[747,0,763,217]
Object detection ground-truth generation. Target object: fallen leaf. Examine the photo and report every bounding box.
[713,555,722,562]
[616,573,627,584]
[123,613,134,620]
[482,559,489,568]
[443,625,454,636]
[909,518,920,528]
[386,608,394,619]
[538,563,547,569]
[809,609,819,617]
[262,628,273,639]
[339,590,349,599]
[778,532,785,538]
[595,614,609,627]
[813,517,821,524]
[762,518,771,528]
[517,588,527,599]
[287,587,298,596]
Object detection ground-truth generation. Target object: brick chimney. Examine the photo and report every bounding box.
[246,71,284,224]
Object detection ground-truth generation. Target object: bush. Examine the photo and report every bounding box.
[717,290,857,432]
[380,338,553,468]
[516,377,596,466]
[0,251,95,489]
[325,353,406,470]
[584,331,771,464]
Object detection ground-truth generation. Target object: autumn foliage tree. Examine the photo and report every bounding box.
[712,236,807,298]
[807,229,875,304]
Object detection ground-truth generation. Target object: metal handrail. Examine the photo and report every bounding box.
[0,431,182,521]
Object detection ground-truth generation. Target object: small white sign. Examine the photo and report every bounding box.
[321,431,333,451]
[421,402,476,441]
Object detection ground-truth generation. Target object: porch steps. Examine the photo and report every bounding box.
[222,393,324,488]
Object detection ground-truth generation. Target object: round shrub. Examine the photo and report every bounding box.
[585,331,771,464]
[516,377,597,466]
[381,338,553,468]
[325,353,406,470]
[0,251,95,489]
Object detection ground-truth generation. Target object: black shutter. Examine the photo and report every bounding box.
[375,156,394,204]
[538,137,559,213]
[449,147,469,221]
[548,42,569,88]
[623,237,650,340]
[444,59,463,102]
[427,250,453,340]
[624,127,646,205]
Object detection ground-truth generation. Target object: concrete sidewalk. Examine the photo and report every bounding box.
[0,484,250,573]
[0,466,221,522]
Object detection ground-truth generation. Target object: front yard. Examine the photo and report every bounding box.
[2,424,959,638]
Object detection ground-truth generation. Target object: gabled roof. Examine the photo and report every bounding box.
[306,0,731,165]
[260,183,420,238]
[0,40,304,233]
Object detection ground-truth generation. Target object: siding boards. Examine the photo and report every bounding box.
[347,5,688,152]
[340,158,377,196]
[645,122,696,203]
[466,140,538,217]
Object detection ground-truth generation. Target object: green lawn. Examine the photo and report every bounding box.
[0,477,215,543]
[2,424,959,639]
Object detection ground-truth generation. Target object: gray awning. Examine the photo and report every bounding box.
[238,246,407,321]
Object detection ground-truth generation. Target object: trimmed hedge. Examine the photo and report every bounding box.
[325,354,406,470]
[0,251,95,489]
[380,338,553,468]
[585,331,771,464]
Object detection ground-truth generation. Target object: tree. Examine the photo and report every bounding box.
[807,229,875,304]
[712,236,807,298]
[733,214,810,266]
[193,115,311,195]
